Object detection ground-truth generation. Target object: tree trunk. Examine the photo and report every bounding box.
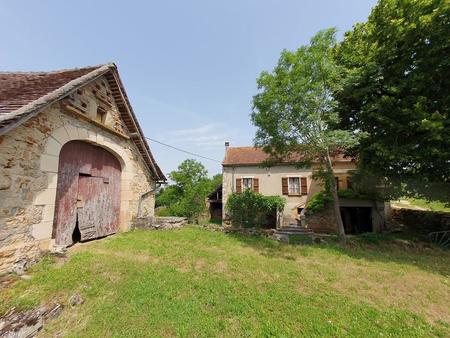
[325,152,346,244]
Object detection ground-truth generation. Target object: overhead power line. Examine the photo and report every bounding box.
[145,137,222,163]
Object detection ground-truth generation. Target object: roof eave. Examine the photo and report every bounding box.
[0,64,113,136]
[0,63,167,182]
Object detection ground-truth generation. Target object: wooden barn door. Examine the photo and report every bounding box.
[53,141,121,246]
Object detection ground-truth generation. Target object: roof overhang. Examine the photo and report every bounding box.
[0,63,166,182]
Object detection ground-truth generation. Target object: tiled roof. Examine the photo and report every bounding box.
[0,66,100,115]
[222,146,352,166]
[0,64,166,181]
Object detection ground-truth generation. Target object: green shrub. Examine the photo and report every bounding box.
[337,189,356,199]
[306,191,332,213]
[307,188,370,214]
[155,207,172,217]
[226,190,285,228]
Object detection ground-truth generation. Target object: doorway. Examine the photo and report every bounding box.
[340,207,373,234]
[53,141,121,246]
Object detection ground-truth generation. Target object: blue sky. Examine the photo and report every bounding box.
[0,0,377,176]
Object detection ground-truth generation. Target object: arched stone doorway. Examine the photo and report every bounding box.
[52,140,122,246]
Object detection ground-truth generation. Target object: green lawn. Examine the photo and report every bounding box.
[1,227,449,337]
[392,198,450,212]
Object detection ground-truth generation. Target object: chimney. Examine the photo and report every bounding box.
[225,141,230,153]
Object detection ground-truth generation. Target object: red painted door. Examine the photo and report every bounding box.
[53,141,121,246]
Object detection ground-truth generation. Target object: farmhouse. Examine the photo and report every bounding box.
[0,63,166,273]
[222,143,389,233]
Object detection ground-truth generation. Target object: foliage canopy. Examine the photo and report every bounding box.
[335,0,450,202]
[156,159,221,222]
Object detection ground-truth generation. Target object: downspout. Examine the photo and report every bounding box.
[137,182,162,218]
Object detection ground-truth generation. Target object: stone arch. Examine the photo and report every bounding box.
[32,124,135,243]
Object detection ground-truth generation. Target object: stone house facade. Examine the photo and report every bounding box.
[0,64,166,273]
[222,144,388,233]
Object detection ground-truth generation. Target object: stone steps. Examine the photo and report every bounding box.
[273,226,315,244]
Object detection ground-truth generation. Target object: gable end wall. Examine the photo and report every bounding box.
[0,85,156,274]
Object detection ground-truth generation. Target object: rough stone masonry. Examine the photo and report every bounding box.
[0,64,166,274]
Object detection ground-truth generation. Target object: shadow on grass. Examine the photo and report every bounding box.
[226,231,450,277]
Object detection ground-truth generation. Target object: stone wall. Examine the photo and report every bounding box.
[132,217,188,230]
[0,79,156,274]
[391,208,450,234]
[304,206,338,234]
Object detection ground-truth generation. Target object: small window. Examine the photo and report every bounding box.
[288,177,300,195]
[96,107,107,124]
[242,178,253,191]
[335,177,340,190]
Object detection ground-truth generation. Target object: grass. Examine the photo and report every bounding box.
[393,198,450,212]
[407,199,450,212]
[1,227,449,337]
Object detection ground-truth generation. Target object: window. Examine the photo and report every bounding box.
[96,106,107,124]
[242,178,253,191]
[288,177,300,195]
[335,177,340,190]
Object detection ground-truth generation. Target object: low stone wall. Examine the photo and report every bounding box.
[132,217,188,230]
[304,207,337,234]
[391,208,450,234]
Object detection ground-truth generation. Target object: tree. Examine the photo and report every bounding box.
[252,29,360,243]
[156,159,222,222]
[335,0,450,202]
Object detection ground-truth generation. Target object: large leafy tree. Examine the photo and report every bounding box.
[156,159,222,222]
[335,0,450,202]
[252,29,360,243]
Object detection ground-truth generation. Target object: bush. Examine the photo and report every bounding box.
[306,191,332,213]
[226,190,285,228]
[307,188,375,214]
[155,207,172,217]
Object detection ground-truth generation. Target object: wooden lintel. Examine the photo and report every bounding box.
[61,103,130,140]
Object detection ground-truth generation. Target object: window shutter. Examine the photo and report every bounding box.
[282,177,288,195]
[253,178,259,193]
[236,178,242,193]
[301,177,307,195]
[347,177,352,190]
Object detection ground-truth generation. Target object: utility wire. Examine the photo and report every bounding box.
[145,137,222,163]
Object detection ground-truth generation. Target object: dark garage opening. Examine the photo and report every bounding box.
[340,207,373,234]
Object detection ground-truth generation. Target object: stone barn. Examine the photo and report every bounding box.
[0,63,166,273]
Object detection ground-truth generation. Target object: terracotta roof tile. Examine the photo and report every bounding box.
[0,64,166,181]
[223,146,352,166]
[0,66,101,115]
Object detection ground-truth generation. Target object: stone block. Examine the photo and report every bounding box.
[47,172,58,189]
[40,154,59,173]
[44,136,62,156]
[52,127,70,145]
[0,174,12,190]
[32,221,53,240]
[34,188,57,206]
[65,124,79,140]
[87,130,97,143]
[77,127,89,140]
[42,204,55,222]
[121,189,134,201]
[96,133,104,145]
